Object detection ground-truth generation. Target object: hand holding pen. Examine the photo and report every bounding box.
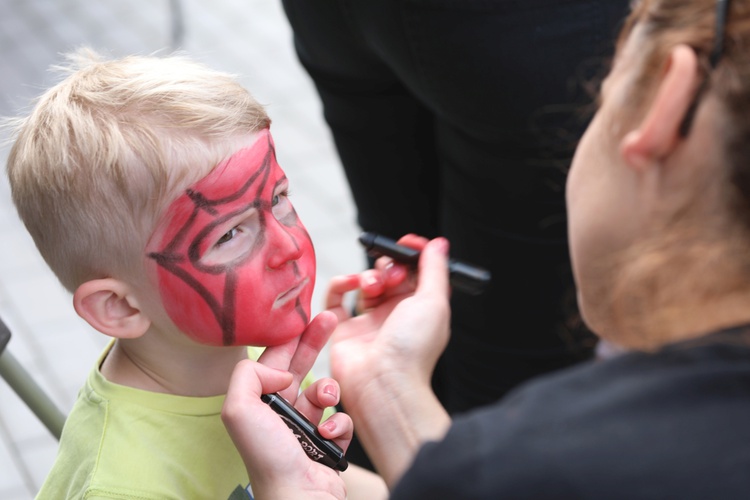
[359,232,491,295]
[222,359,350,498]
[222,309,351,496]
[325,237,454,485]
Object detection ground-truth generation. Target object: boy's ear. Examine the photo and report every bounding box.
[620,44,700,171]
[73,279,151,339]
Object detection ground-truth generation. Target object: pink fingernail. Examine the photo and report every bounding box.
[321,420,337,433]
[434,237,449,254]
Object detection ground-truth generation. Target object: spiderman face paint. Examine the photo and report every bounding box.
[146,130,316,346]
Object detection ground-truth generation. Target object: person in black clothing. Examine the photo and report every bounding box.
[279,0,632,421]
[222,0,750,498]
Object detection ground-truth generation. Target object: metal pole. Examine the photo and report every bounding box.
[0,320,66,440]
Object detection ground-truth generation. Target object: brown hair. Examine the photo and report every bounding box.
[5,48,271,292]
[618,0,750,212]
[601,0,750,348]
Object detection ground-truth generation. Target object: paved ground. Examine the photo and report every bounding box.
[0,1,363,498]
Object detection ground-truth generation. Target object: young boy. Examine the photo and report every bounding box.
[6,48,383,499]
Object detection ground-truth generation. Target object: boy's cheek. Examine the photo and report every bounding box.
[154,253,316,347]
[156,272,227,345]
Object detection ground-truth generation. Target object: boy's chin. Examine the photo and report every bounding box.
[231,325,308,348]
[258,328,306,347]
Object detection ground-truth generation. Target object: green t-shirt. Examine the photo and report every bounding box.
[36,343,318,499]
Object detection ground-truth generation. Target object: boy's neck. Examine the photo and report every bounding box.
[101,337,249,397]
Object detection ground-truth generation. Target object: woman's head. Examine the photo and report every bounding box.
[567,0,750,349]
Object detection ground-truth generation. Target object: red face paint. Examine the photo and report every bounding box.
[146,130,316,346]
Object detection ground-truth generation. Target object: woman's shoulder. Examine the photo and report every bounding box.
[394,337,750,499]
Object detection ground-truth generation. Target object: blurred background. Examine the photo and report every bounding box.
[0,1,362,498]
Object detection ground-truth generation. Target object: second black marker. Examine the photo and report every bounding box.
[358,232,491,296]
[261,392,348,472]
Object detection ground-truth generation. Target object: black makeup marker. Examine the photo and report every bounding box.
[261,392,348,472]
[358,231,491,296]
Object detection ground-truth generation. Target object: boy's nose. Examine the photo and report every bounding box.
[265,218,304,269]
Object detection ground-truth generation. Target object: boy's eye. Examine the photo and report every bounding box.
[272,189,289,207]
[216,227,239,246]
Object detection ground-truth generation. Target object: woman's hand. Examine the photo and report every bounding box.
[327,234,426,318]
[324,236,453,487]
[255,309,338,405]
[326,236,451,395]
[222,310,351,499]
[222,360,351,500]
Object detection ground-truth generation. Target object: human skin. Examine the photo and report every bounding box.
[146,129,316,347]
[221,9,750,497]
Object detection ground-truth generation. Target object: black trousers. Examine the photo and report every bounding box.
[281,0,631,467]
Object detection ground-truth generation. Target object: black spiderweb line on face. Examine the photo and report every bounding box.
[291,260,309,325]
[268,172,313,326]
[148,134,275,345]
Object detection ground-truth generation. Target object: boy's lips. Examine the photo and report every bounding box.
[274,277,310,308]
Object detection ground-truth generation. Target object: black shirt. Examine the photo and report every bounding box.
[392,328,750,499]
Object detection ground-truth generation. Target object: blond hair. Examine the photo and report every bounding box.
[5,48,270,292]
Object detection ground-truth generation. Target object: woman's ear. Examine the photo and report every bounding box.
[620,44,700,171]
[73,279,151,339]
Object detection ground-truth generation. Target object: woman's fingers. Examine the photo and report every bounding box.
[294,377,340,421]
[223,359,347,498]
[326,274,361,320]
[257,310,337,402]
[415,237,450,297]
[222,360,295,455]
[395,233,430,250]
[296,378,353,454]
[318,411,354,451]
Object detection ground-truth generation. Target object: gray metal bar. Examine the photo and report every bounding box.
[0,320,66,440]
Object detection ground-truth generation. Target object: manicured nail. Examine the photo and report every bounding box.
[433,237,449,255]
[321,420,337,433]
